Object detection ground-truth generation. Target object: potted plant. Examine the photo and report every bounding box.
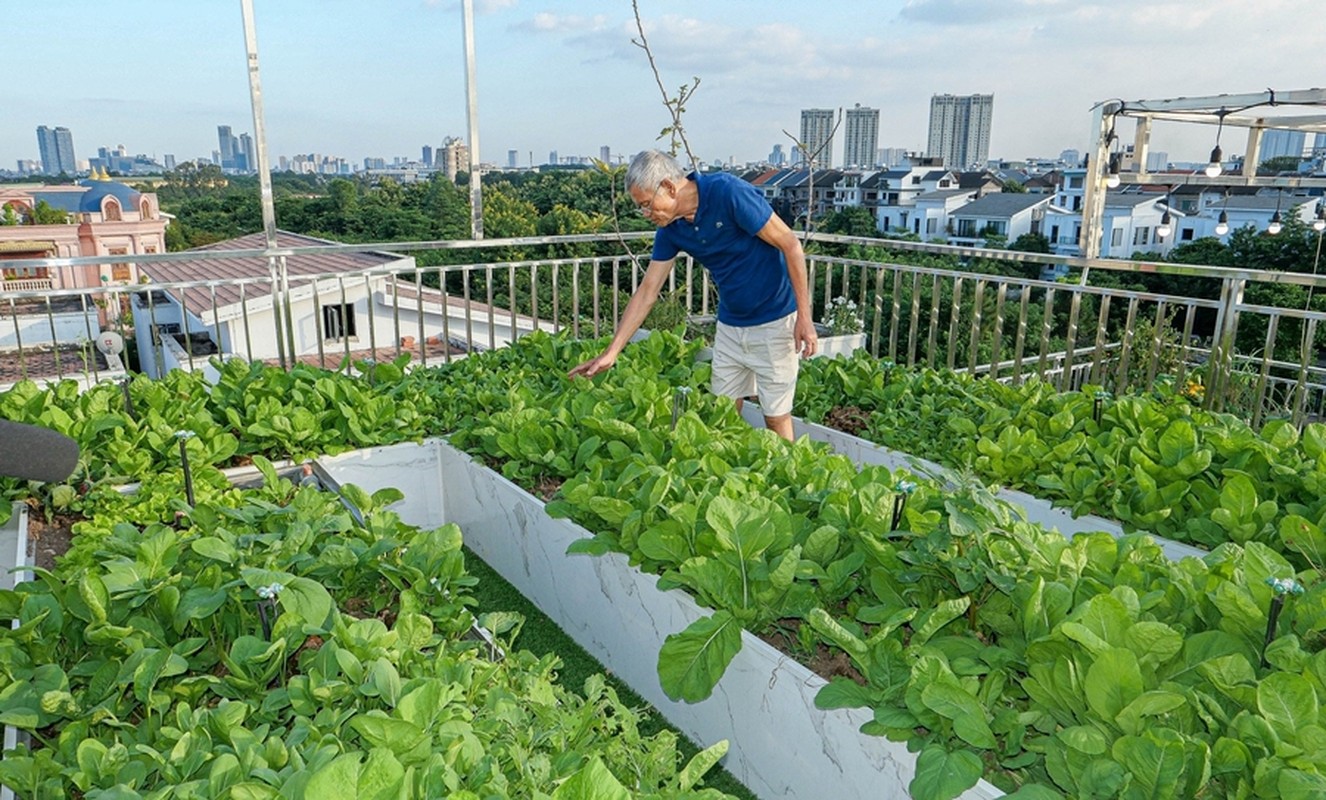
[815,296,866,358]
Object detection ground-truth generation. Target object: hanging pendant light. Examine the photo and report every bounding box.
[1205,110,1226,178]
[1262,189,1283,234]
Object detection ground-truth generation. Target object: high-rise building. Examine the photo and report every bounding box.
[422,145,434,167]
[239,132,255,173]
[842,105,879,169]
[877,147,909,168]
[799,108,835,170]
[926,93,994,170]
[549,150,559,166]
[1314,133,1326,155]
[1261,129,1307,161]
[36,125,77,175]
[440,136,468,182]
[508,149,518,169]
[217,125,236,169]
[163,154,176,170]
[600,145,611,165]
[769,144,786,166]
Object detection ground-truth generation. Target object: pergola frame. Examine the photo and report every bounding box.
[1082,88,1326,259]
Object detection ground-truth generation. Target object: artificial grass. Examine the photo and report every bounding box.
[462,545,758,800]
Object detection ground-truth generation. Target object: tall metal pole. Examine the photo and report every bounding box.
[462,0,484,239]
[240,0,288,367]
[1080,101,1116,261]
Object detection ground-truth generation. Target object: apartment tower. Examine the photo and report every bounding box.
[799,108,836,170]
[842,105,879,169]
[926,94,994,170]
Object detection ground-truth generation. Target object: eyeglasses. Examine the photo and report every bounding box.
[637,182,667,216]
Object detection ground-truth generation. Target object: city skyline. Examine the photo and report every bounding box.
[4,1,1326,170]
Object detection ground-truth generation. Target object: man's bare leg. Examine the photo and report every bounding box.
[763,413,793,442]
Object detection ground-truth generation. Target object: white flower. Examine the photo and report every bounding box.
[173,430,197,440]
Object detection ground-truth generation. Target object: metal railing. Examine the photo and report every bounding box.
[2,231,1325,427]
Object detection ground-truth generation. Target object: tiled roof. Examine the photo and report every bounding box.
[138,231,407,320]
[951,193,1051,218]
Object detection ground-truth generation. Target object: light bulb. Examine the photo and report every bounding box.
[1315,217,1326,233]
[1106,173,1120,189]
[1267,214,1282,235]
[1205,145,1223,178]
[1215,211,1229,236]
[1157,211,1172,239]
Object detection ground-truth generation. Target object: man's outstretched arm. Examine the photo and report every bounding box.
[569,256,676,378]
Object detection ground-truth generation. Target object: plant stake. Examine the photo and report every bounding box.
[121,378,136,420]
[1262,576,1304,667]
[174,430,197,506]
[1093,390,1112,424]
[891,479,917,531]
[671,386,692,431]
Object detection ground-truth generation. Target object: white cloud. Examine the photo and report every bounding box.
[514,11,611,34]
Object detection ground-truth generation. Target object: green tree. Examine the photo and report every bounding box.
[1001,179,1027,193]
[1007,232,1049,253]
[31,200,71,225]
[1258,155,1303,174]
[1,205,17,226]
[819,206,878,238]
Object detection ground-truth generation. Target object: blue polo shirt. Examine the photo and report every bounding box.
[651,172,796,327]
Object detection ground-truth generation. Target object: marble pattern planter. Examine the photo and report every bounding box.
[2,502,31,800]
[316,440,1004,800]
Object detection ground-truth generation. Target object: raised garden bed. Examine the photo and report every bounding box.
[316,440,1004,800]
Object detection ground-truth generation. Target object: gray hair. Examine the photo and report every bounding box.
[625,150,689,192]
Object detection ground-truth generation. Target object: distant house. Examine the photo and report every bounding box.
[863,160,959,234]
[0,178,166,291]
[1042,190,1180,261]
[0,178,166,384]
[912,189,977,239]
[132,231,548,379]
[946,193,1053,245]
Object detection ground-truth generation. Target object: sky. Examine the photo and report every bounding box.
[5,0,1326,171]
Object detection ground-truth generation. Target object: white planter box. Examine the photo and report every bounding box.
[740,406,1208,562]
[2,502,31,800]
[814,332,866,359]
[318,440,1002,800]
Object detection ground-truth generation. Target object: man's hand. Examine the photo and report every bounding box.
[569,351,616,378]
[794,314,818,358]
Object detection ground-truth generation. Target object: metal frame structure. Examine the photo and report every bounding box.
[1082,88,1326,261]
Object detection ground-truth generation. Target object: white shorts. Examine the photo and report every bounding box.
[711,311,799,417]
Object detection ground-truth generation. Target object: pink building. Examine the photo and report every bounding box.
[0,177,167,292]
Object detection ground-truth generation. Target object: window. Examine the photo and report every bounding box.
[881,217,890,231]
[103,199,121,221]
[322,303,357,340]
[911,176,920,185]
[1133,227,1150,246]
[108,247,130,281]
[1181,228,1195,241]
[140,200,151,218]
[1068,177,1083,189]
[1072,196,1082,211]
[914,218,921,234]
[957,219,977,237]
[926,218,937,234]
[1111,228,1123,247]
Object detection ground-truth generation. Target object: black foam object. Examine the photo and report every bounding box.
[0,419,80,483]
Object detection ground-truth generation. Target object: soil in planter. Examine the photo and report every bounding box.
[823,404,872,437]
[758,618,866,684]
[25,509,79,573]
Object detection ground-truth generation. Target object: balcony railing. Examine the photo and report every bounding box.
[1,231,1324,427]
